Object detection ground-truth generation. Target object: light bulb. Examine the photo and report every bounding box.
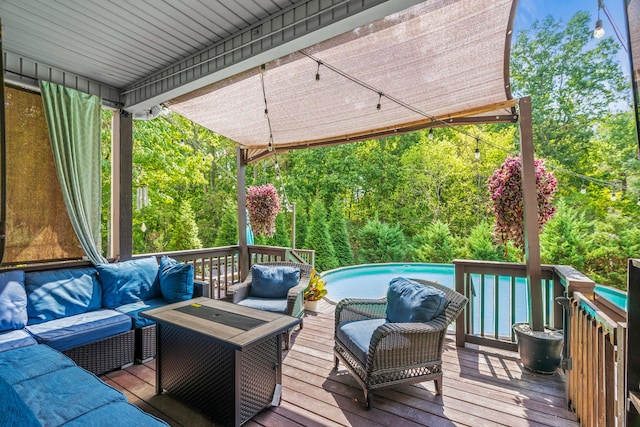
[428,129,434,140]
[475,148,480,160]
[580,185,586,194]
[637,197,640,206]
[594,19,605,38]
[611,192,616,201]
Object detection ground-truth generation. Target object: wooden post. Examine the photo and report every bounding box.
[627,259,640,425]
[0,18,6,264]
[519,97,544,331]
[111,110,133,261]
[237,147,249,281]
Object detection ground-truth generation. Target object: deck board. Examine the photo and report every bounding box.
[102,300,578,426]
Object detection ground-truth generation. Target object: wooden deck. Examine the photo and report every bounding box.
[101,300,578,426]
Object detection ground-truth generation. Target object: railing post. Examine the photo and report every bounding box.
[454,261,466,347]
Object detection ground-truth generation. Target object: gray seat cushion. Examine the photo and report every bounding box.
[336,318,386,364]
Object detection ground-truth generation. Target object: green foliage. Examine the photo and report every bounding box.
[304,269,328,301]
[328,199,354,266]
[294,201,308,249]
[168,199,202,250]
[413,220,458,263]
[357,218,406,263]
[214,204,238,247]
[540,201,590,270]
[306,199,338,271]
[464,221,505,261]
[263,213,291,248]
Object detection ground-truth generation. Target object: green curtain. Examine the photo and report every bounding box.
[40,81,108,265]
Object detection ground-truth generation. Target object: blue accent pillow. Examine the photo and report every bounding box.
[159,256,194,303]
[249,265,301,299]
[25,268,102,324]
[0,271,28,332]
[386,277,447,323]
[96,257,160,308]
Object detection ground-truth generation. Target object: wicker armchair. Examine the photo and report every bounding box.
[333,279,468,409]
[226,261,312,349]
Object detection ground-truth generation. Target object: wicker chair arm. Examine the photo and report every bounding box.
[335,298,387,328]
[286,279,308,316]
[192,279,208,298]
[366,320,449,370]
[226,279,251,303]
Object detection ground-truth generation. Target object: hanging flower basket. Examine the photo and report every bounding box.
[246,183,281,237]
[488,155,557,253]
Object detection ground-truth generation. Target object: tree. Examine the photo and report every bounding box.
[305,199,338,271]
[264,213,291,248]
[168,199,202,250]
[540,201,590,271]
[328,199,354,266]
[510,12,628,170]
[414,220,458,263]
[464,221,505,261]
[214,204,238,247]
[357,218,406,263]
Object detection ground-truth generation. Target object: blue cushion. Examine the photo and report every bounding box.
[116,298,168,328]
[159,255,194,303]
[337,318,387,364]
[0,270,27,331]
[0,376,40,427]
[12,366,126,426]
[26,309,132,351]
[25,267,102,324]
[386,277,447,323]
[0,329,37,353]
[97,257,160,308]
[0,344,76,385]
[237,297,288,313]
[63,401,169,426]
[249,265,300,298]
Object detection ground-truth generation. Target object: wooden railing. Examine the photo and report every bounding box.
[140,245,314,299]
[453,260,562,351]
[248,245,315,267]
[566,291,620,426]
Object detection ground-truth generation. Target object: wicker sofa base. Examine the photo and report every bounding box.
[62,329,135,375]
[135,324,156,363]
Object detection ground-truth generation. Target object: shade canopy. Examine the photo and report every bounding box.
[167,0,518,163]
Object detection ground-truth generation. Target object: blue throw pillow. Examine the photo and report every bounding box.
[96,257,160,308]
[249,265,301,299]
[159,256,194,303]
[25,268,102,324]
[0,271,28,332]
[386,277,447,323]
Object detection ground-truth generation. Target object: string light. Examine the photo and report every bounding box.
[611,185,617,201]
[315,61,321,82]
[428,128,434,139]
[376,92,382,112]
[637,196,640,206]
[580,183,587,194]
[594,0,605,38]
[474,137,480,160]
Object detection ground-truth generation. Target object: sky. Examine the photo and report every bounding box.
[513,0,631,75]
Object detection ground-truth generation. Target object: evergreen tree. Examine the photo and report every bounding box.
[540,201,590,270]
[214,204,238,247]
[328,199,354,266]
[414,220,457,263]
[465,221,504,261]
[306,199,338,271]
[294,200,308,249]
[168,199,202,250]
[358,218,406,263]
[264,213,291,247]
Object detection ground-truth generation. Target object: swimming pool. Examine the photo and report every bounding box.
[322,263,627,336]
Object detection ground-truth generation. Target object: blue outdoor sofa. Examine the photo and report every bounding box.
[0,255,201,425]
